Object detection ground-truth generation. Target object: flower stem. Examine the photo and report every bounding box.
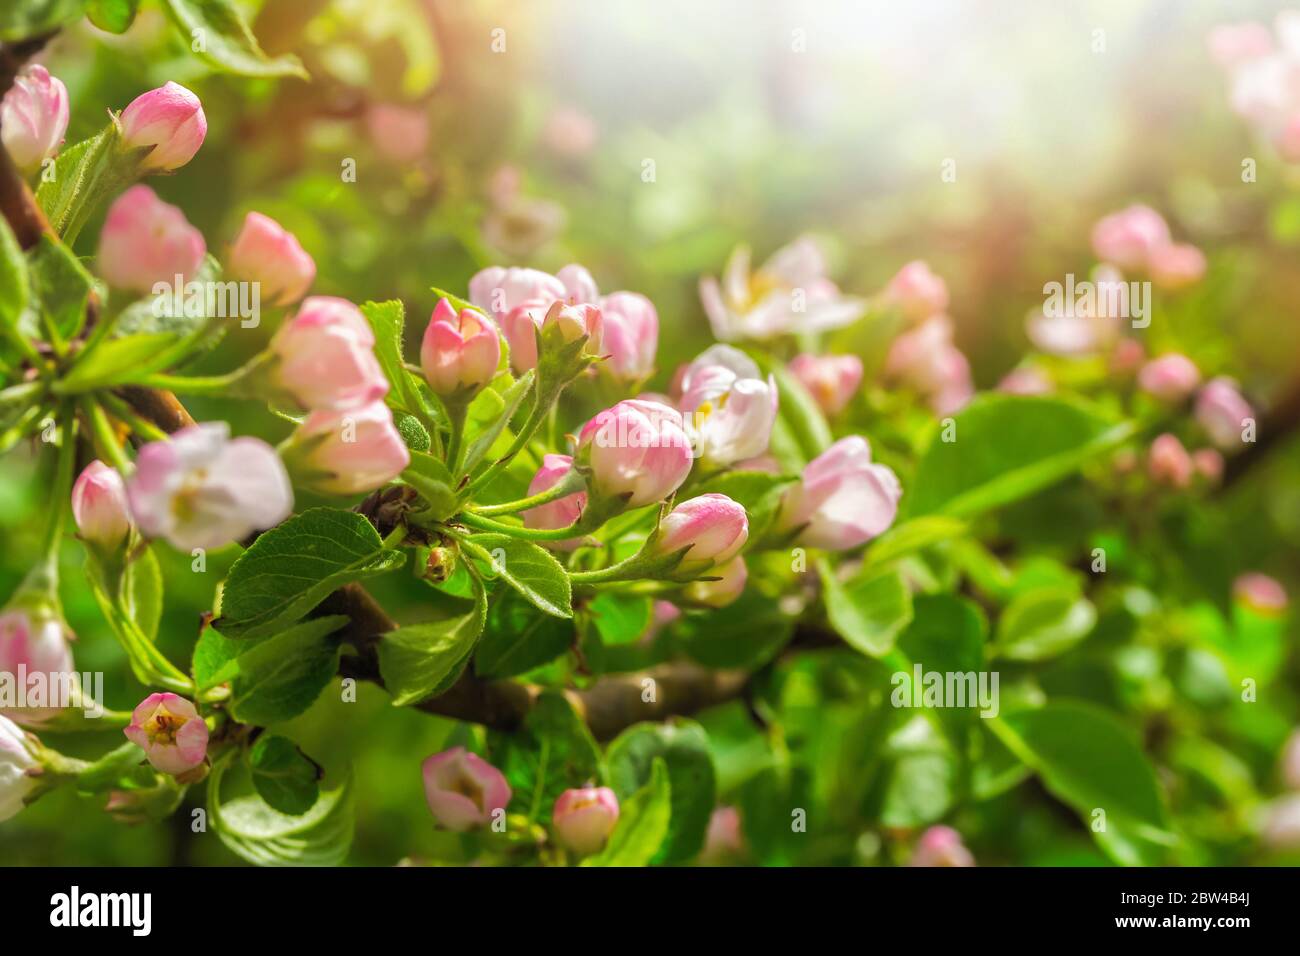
[81,397,133,473]
[471,469,585,516]
[456,510,582,541]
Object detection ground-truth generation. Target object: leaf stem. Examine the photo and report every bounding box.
[470,469,585,516]
[81,397,133,473]
[457,511,582,541]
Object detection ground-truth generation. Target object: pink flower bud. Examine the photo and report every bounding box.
[71,460,130,551]
[289,401,411,496]
[1138,353,1201,402]
[1148,433,1194,488]
[127,422,293,551]
[421,746,511,831]
[1262,794,1300,852]
[1207,22,1273,69]
[365,103,430,165]
[884,316,973,415]
[578,399,694,507]
[118,81,206,172]
[653,494,748,571]
[523,454,587,549]
[557,263,600,304]
[124,692,208,775]
[1110,337,1146,376]
[468,266,566,316]
[1148,242,1207,290]
[0,714,38,821]
[997,366,1053,396]
[542,107,599,158]
[1192,448,1224,485]
[908,825,975,867]
[0,64,69,172]
[96,185,206,293]
[788,353,863,415]
[1280,729,1300,791]
[881,260,949,322]
[599,292,659,382]
[777,436,902,550]
[421,298,501,398]
[270,296,389,412]
[700,805,744,863]
[552,786,619,856]
[1090,205,1171,270]
[0,608,74,727]
[1196,377,1254,449]
[227,212,316,306]
[1234,572,1288,614]
[684,555,748,608]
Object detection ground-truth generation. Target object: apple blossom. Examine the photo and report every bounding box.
[71,460,131,552]
[227,212,316,306]
[366,102,430,165]
[468,266,567,316]
[1234,572,1288,614]
[997,366,1053,396]
[652,494,748,572]
[578,399,693,507]
[501,299,603,372]
[788,353,863,415]
[599,291,659,382]
[96,185,206,293]
[909,825,975,867]
[1090,205,1171,271]
[552,786,619,856]
[557,263,599,304]
[880,260,949,322]
[1138,353,1201,402]
[1148,243,1207,290]
[287,401,410,496]
[679,364,779,467]
[127,422,293,551]
[1027,264,1127,357]
[421,747,511,831]
[119,81,207,172]
[420,298,501,399]
[0,64,69,172]
[0,608,74,727]
[0,713,38,822]
[683,555,748,608]
[699,236,865,341]
[1196,377,1254,449]
[884,315,973,415]
[1148,433,1194,489]
[269,297,389,412]
[1192,448,1225,485]
[776,436,902,550]
[523,454,588,549]
[124,692,208,776]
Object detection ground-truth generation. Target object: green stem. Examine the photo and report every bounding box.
[444,401,469,477]
[471,469,585,516]
[457,511,583,541]
[33,405,78,588]
[82,398,133,473]
[98,392,169,442]
[464,393,548,495]
[133,368,247,394]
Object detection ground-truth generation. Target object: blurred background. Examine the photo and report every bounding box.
[3,0,1299,865]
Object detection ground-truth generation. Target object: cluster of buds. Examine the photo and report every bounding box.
[879,262,974,415]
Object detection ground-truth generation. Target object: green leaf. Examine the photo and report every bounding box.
[989,702,1175,865]
[487,690,602,822]
[584,758,672,866]
[86,0,139,32]
[360,300,422,416]
[162,0,308,78]
[872,716,958,827]
[897,594,989,740]
[818,561,913,657]
[35,124,121,242]
[210,765,353,866]
[0,219,29,333]
[0,0,86,42]
[754,353,833,463]
[995,587,1097,661]
[865,515,967,566]
[587,592,652,646]
[58,332,181,392]
[475,591,573,679]
[679,590,793,669]
[907,394,1133,519]
[606,720,717,863]
[27,234,94,343]
[125,546,164,644]
[215,508,405,639]
[247,735,321,816]
[198,616,347,725]
[377,582,486,706]
[462,370,533,473]
[467,533,572,618]
[401,450,457,519]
